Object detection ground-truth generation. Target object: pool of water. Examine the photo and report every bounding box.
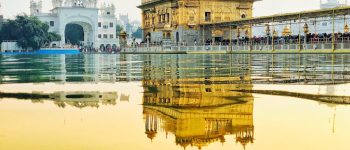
[0,54,350,150]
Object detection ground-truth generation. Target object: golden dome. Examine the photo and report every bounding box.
[282,26,291,36]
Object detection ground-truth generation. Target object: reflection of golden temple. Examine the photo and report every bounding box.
[145,113,158,141]
[143,76,254,149]
[143,77,253,108]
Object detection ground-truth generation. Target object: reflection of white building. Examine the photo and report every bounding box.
[30,0,119,49]
[253,0,348,37]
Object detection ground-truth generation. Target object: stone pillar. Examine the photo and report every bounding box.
[84,31,88,46]
[60,30,65,48]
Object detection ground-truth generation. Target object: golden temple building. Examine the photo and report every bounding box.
[138,0,259,44]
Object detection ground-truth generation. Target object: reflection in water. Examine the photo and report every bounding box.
[0,91,129,108]
[0,54,144,83]
[1,54,350,84]
[142,55,254,149]
[1,54,350,149]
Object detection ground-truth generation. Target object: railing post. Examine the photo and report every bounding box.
[332,9,335,52]
[298,14,302,52]
[271,17,275,52]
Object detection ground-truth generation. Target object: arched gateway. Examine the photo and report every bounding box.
[54,7,98,48]
[30,0,119,49]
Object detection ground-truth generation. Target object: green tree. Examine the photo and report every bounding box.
[132,27,143,39]
[115,24,123,36]
[0,15,61,50]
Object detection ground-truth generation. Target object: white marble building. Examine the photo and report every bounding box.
[30,0,119,49]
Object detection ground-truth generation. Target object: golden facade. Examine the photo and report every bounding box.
[138,0,257,43]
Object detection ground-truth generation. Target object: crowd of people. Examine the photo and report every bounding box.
[207,32,350,46]
[72,32,350,53]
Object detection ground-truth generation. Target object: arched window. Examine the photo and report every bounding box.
[241,14,246,19]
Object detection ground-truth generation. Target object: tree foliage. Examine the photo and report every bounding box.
[132,27,143,39]
[0,15,61,50]
[115,24,123,36]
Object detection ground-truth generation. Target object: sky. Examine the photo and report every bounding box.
[0,0,348,21]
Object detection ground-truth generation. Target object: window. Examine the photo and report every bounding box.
[98,22,101,27]
[322,22,328,26]
[165,13,169,23]
[241,14,246,19]
[189,16,194,22]
[49,21,54,27]
[98,34,101,38]
[205,12,211,22]
[103,34,108,38]
[162,14,166,23]
[205,88,212,92]
[110,22,113,28]
[107,12,110,15]
[110,34,114,39]
[103,25,108,29]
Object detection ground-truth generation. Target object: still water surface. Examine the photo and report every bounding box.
[0,54,350,150]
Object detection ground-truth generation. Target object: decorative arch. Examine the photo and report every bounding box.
[62,15,96,47]
[100,44,105,51]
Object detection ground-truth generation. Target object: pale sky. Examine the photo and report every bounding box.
[0,0,348,21]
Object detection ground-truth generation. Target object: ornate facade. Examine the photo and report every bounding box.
[139,0,258,44]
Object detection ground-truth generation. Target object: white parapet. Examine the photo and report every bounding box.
[0,41,25,52]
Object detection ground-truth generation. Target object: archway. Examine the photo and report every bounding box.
[166,32,171,39]
[112,44,117,51]
[106,44,112,52]
[146,32,151,42]
[61,16,96,48]
[64,21,93,47]
[100,44,105,51]
[65,23,84,45]
[176,32,179,43]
